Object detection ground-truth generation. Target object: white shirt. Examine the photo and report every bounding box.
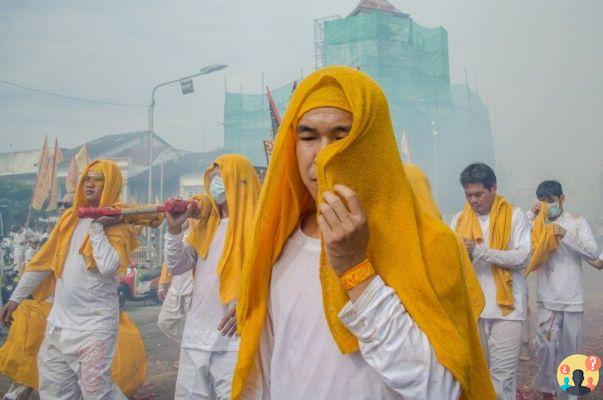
[165,218,239,352]
[11,219,122,332]
[450,207,531,321]
[168,270,194,297]
[244,227,460,400]
[527,211,600,312]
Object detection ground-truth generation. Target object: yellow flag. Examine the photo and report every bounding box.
[400,130,412,162]
[48,139,64,211]
[31,137,53,210]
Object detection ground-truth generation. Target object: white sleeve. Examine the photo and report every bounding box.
[9,270,52,303]
[164,231,197,276]
[561,217,600,260]
[339,276,461,400]
[472,209,531,270]
[88,223,121,276]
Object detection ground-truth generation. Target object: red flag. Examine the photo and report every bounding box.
[31,136,54,210]
[48,138,64,211]
[266,87,281,138]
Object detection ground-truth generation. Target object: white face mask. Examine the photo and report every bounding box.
[547,202,562,219]
[209,176,226,205]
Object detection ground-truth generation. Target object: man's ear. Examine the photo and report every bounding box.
[490,184,498,194]
[559,194,566,205]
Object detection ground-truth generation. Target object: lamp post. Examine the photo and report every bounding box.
[431,120,439,203]
[146,64,227,262]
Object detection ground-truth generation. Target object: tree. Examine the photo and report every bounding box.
[0,177,34,235]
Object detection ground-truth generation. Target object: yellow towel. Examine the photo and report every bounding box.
[233,66,494,400]
[525,202,559,277]
[405,163,442,220]
[455,195,514,315]
[0,300,146,396]
[26,160,138,301]
[187,154,261,304]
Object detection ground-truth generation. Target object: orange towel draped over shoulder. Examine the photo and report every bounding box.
[186,154,261,304]
[524,202,559,277]
[233,66,494,399]
[455,195,514,315]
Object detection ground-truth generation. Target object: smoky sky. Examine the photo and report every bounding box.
[0,0,601,217]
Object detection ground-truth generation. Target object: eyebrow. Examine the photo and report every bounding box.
[296,124,317,133]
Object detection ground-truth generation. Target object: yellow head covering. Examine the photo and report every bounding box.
[525,201,559,276]
[234,66,493,399]
[404,163,442,220]
[186,154,261,304]
[26,160,138,300]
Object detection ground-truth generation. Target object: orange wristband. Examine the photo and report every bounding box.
[340,259,375,291]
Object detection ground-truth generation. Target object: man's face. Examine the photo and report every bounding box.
[83,172,105,207]
[295,107,353,200]
[464,183,496,216]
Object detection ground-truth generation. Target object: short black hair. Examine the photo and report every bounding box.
[460,162,497,190]
[536,180,563,201]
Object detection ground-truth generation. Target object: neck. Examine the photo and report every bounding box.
[219,203,229,219]
[301,211,320,239]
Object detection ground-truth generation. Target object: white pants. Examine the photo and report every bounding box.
[175,348,237,400]
[532,306,582,398]
[157,291,192,343]
[479,319,522,400]
[38,324,126,400]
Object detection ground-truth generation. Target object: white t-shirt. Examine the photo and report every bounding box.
[165,218,239,352]
[451,206,531,321]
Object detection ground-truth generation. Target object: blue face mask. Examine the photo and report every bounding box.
[547,202,562,219]
[209,176,226,205]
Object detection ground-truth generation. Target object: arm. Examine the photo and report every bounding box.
[473,209,531,270]
[89,223,122,276]
[9,270,52,303]
[339,276,460,400]
[561,217,600,260]
[164,231,197,276]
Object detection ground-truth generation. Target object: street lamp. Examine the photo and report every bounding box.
[146,64,227,260]
[431,121,439,203]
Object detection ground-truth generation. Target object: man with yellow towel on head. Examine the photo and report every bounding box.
[0,160,142,399]
[451,162,531,400]
[164,154,260,399]
[232,66,494,400]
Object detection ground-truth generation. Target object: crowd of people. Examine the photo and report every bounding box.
[0,67,600,400]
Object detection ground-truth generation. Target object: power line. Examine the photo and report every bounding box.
[0,78,147,108]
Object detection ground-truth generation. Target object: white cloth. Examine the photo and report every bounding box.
[164,218,239,352]
[11,232,25,267]
[526,211,600,312]
[532,306,583,398]
[175,348,238,400]
[169,269,194,296]
[478,319,522,400]
[48,220,122,332]
[38,323,126,400]
[10,270,51,303]
[243,226,460,400]
[450,206,531,320]
[157,289,193,343]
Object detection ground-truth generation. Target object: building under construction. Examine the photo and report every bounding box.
[224,0,494,213]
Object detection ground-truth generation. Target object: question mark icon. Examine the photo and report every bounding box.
[585,355,601,371]
[560,364,570,374]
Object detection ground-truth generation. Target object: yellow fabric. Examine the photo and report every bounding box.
[0,301,146,396]
[233,66,494,400]
[187,154,261,304]
[405,163,442,220]
[455,195,514,316]
[26,160,138,301]
[159,263,172,286]
[525,202,559,277]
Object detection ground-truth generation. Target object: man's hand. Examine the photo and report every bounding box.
[94,213,124,227]
[552,224,567,238]
[217,306,237,337]
[317,185,369,276]
[463,238,477,255]
[166,198,194,235]
[158,284,169,301]
[531,202,541,216]
[0,300,19,327]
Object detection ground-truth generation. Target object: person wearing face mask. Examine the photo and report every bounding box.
[525,180,601,400]
[164,154,261,399]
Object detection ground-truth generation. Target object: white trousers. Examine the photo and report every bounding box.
[38,324,126,400]
[157,291,192,343]
[479,319,522,400]
[532,306,582,398]
[175,348,237,400]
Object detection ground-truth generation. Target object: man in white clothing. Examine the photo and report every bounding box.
[0,160,137,400]
[527,180,601,400]
[164,154,260,400]
[451,162,531,400]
